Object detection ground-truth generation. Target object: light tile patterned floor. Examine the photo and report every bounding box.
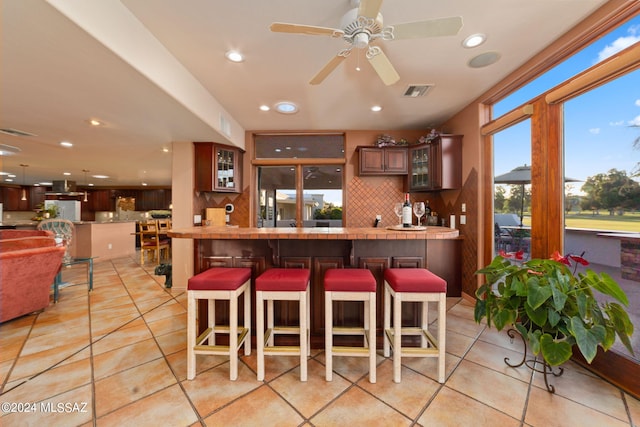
[1,256,639,426]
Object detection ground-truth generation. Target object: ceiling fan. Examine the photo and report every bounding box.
[270,0,463,86]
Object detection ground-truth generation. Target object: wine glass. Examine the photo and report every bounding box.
[393,202,403,226]
[413,202,425,226]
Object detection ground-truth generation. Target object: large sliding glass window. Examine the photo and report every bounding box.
[493,120,532,258]
[486,13,640,380]
[563,69,640,361]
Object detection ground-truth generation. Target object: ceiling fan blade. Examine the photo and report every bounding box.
[309,54,347,85]
[358,0,383,19]
[367,47,399,86]
[270,22,344,37]
[391,16,463,39]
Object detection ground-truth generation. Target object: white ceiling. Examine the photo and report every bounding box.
[0,0,608,187]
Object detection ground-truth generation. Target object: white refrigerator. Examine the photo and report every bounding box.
[45,200,81,222]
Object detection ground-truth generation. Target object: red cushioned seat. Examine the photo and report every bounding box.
[188,267,252,291]
[384,268,446,293]
[256,268,310,291]
[324,269,376,292]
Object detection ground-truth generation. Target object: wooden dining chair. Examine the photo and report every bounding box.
[139,220,170,265]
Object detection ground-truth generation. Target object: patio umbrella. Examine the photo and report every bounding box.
[494,165,580,225]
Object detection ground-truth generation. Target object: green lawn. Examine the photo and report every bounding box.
[519,212,640,232]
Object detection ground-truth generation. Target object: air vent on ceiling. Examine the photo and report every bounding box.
[0,128,37,137]
[403,84,433,98]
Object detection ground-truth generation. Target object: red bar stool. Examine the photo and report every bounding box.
[324,268,377,383]
[383,268,447,383]
[256,268,311,381]
[187,267,251,381]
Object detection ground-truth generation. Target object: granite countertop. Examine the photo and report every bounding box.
[168,226,460,240]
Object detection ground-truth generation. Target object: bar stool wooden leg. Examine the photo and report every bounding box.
[383,286,391,358]
[299,289,308,381]
[256,290,266,381]
[229,291,239,380]
[325,290,333,381]
[368,291,376,384]
[187,291,197,380]
[393,288,402,383]
[438,292,446,383]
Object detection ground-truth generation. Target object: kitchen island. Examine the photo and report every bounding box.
[74,221,136,260]
[168,226,462,347]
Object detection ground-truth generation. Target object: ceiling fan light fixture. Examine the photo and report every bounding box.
[353,32,370,49]
[462,33,486,48]
[225,50,244,63]
[275,102,298,114]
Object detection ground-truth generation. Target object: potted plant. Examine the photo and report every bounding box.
[474,251,634,369]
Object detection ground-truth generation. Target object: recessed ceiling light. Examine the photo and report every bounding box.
[371,105,382,112]
[259,105,270,111]
[142,182,148,186]
[468,51,501,68]
[88,119,103,126]
[162,147,169,153]
[225,50,244,63]
[462,33,486,48]
[40,181,52,186]
[60,141,73,147]
[92,175,109,179]
[63,172,71,176]
[275,102,298,114]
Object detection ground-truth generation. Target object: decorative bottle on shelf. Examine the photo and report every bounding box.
[402,193,412,228]
[424,200,432,218]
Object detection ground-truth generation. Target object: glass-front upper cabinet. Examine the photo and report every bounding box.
[409,145,432,189]
[215,147,237,191]
[194,142,243,193]
[406,135,462,192]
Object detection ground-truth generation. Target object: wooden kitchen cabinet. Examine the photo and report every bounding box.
[89,189,112,211]
[0,186,28,211]
[194,142,243,193]
[358,146,408,175]
[406,134,462,191]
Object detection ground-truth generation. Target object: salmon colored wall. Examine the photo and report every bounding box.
[442,103,484,298]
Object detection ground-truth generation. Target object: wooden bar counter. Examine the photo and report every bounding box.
[169,226,462,347]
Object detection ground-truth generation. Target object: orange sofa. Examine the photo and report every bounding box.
[0,229,66,323]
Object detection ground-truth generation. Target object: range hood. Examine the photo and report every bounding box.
[45,180,84,196]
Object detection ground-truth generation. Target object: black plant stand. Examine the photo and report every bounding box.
[504,328,564,393]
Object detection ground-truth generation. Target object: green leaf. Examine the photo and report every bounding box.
[540,333,573,366]
[550,282,568,311]
[492,307,517,331]
[571,317,605,364]
[474,299,486,324]
[547,308,561,328]
[527,278,553,310]
[525,302,547,328]
[585,271,629,305]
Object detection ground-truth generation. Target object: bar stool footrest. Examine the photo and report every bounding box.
[195,327,249,353]
[385,328,440,355]
[331,346,373,356]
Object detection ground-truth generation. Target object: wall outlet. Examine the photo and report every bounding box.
[461,203,466,213]
[194,214,202,224]
[460,215,466,225]
[107,243,112,250]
